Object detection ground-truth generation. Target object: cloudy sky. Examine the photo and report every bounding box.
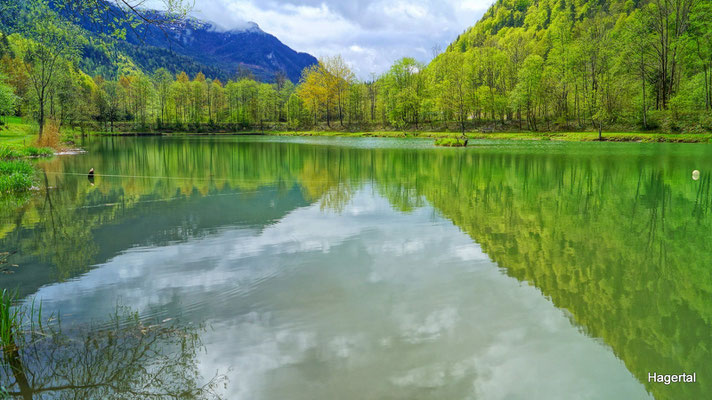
[186,0,494,78]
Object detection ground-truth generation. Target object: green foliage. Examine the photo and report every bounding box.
[0,289,20,348]
[0,160,33,175]
[0,147,20,159]
[0,145,53,160]
[0,160,34,193]
[0,0,710,136]
[0,74,16,118]
[0,170,33,193]
[23,146,54,157]
[434,137,468,147]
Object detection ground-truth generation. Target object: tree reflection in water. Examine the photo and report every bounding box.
[1,304,227,399]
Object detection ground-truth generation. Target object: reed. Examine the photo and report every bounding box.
[0,289,20,350]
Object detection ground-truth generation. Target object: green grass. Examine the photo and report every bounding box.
[0,117,36,147]
[0,145,54,159]
[0,160,34,193]
[0,119,53,197]
[435,137,468,147]
[0,160,33,175]
[0,289,21,348]
[80,126,712,143]
[267,130,712,143]
[0,288,50,352]
[0,117,55,160]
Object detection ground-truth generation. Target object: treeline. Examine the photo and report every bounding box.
[1,0,711,136]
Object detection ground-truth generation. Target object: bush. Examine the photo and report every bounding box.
[435,137,468,147]
[35,119,61,149]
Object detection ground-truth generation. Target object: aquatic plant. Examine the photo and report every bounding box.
[0,290,47,350]
[0,161,33,176]
[23,146,54,157]
[0,145,54,160]
[0,289,20,350]
[0,147,20,159]
[0,161,34,193]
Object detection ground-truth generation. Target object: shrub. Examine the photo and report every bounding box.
[35,119,61,149]
[435,137,468,147]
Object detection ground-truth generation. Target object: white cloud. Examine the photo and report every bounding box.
[187,0,493,78]
[29,187,651,400]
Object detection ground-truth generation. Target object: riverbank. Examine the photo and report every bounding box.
[81,129,712,143]
[0,117,56,193]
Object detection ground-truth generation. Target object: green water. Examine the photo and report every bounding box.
[1,136,711,399]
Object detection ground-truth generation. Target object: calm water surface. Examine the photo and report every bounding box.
[1,136,711,399]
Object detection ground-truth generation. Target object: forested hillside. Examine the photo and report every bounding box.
[433,0,712,134]
[74,12,318,83]
[0,0,710,137]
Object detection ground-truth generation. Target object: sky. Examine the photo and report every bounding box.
[186,0,494,78]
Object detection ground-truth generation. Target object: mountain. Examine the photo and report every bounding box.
[115,16,318,83]
[61,5,318,83]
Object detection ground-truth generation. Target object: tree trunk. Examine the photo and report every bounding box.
[38,98,45,139]
[4,333,34,400]
[598,120,603,141]
[642,72,647,128]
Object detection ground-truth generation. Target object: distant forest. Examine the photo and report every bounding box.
[0,0,711,136]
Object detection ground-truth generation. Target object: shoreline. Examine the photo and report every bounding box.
[74,130,712,143]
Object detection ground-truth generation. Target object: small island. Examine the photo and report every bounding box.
[435,137,468,147]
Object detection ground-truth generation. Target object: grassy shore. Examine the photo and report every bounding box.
[0,117,55,194]
[0,116,36,146]
[0,117,54,158]
[266,130,712,143]
[85,129,712,143]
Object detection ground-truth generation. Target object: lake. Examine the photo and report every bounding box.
[1,136,711,399]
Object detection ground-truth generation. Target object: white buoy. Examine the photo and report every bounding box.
[692,170,700,181]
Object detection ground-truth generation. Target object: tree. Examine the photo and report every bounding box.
[321,55,355,127]
[0,72,16,122]
[382,58,424,129]
[208,79,225,124]
[172,71,190,125]
[511,55,544,131]
[297,64,328,126]
[578,12,617,139]
[98,79,120,132]
[153,68,172,126]
[621,10,655,128]
[434,52,469,135]
[547,14,575,125]
[54,0,193,39]
[646,0,699,110]
[19,7,82,137]
[684,1,712,110]
[1,301,226,399]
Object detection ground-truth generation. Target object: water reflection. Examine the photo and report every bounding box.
[1,305,226,399]
[1,137,711,399]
